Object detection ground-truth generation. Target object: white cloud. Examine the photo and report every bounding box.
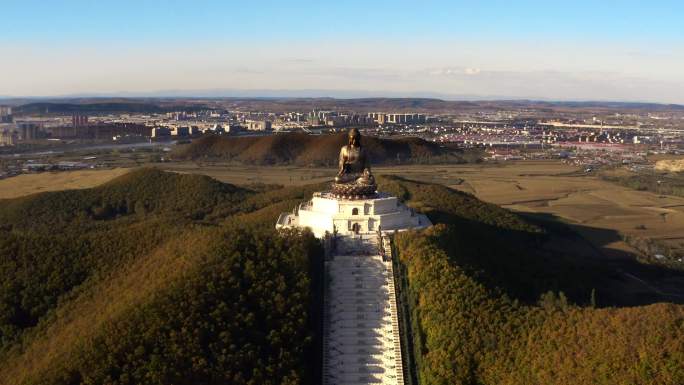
[427,67,482,77]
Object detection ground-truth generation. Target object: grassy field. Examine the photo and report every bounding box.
[165,161,684,258]
[417,161,684,259]
[0,168,130,199]
[3,160,684,262]
[161,161,336,186]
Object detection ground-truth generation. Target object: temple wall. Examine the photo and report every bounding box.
[370,198,399,215]
[298,209,335,237]
[310,197,339,214]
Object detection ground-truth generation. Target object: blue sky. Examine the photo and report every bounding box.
[1,0,683,102]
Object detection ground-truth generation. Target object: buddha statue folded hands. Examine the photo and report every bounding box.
[331,128,377,199]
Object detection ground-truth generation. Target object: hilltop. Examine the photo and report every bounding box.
[11,99,209,115]
[172,133,472,166]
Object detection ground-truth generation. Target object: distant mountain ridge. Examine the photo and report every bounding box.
[4,97,683,114]
[3,89,683,106]
[13,101,209,115]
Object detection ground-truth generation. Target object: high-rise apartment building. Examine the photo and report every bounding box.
[72,114,89,127]
[0,106,13,123]
[246,120,272,131]
[369,112,425,124]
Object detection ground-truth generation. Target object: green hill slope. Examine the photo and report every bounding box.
[1,169,682,384]
[0,169,324,385]
[390,177,684,385]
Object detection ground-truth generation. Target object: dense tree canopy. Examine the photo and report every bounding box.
[391,177,684,385]
[0,169,323,385]
[1,168,682,384]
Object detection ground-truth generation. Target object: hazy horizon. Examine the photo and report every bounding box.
[2,0,683,104]
[3,89,684,107]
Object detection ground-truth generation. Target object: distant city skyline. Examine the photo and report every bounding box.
[2,0,683,103]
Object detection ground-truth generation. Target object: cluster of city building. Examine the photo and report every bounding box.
[2,104,683,171]
[0,107,51,146]
[368,112,427,124]
[0,107,12,123]
[0,107,278,145]
[433,117,682,150]
[0,105,438,146]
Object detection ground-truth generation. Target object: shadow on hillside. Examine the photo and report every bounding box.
[427,209,684,308]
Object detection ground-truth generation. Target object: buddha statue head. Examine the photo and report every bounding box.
[348,127,361,147]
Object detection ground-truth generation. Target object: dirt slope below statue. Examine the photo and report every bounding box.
[172,133,470,166]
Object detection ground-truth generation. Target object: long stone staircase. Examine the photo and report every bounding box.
[323,234,405,385]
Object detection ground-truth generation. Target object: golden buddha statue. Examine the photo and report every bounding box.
[331,128,377,199]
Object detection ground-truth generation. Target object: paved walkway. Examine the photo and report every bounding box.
[323,235,404,385]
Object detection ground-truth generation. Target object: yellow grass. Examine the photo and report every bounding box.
[4,160,683,255]
[0,168,130,199]
[442,162,684,248]
[169,160,684,257]
[161,162,336,185]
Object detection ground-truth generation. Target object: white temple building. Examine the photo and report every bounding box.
[276,191,431,238]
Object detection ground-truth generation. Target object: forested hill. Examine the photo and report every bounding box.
[172,133,475,165]
[0,168,248,231]
[0,168,325,385]
[0,169,682,384]
[385,176,684,385]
